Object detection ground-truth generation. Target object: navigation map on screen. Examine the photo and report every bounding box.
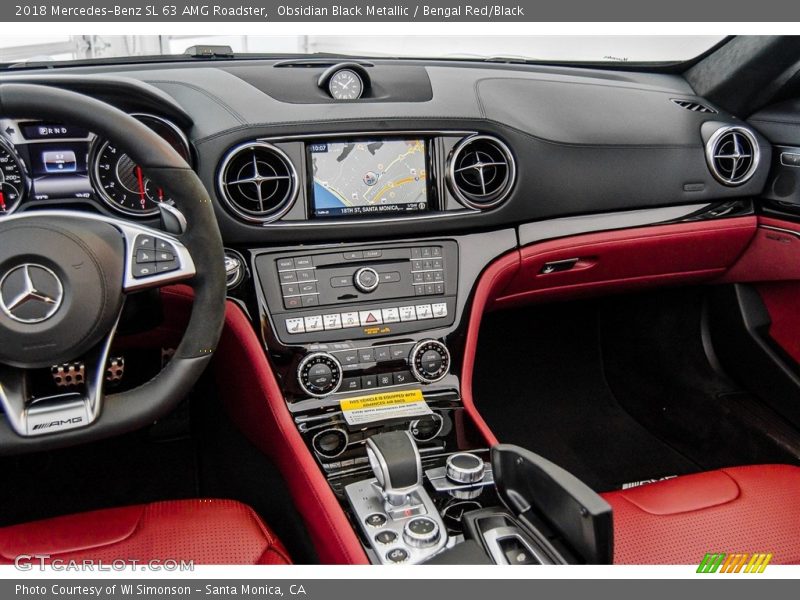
[309,139,428,218]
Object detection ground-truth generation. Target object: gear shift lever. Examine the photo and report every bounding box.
[365,430,423,506]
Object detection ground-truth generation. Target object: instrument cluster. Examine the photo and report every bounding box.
[0,114,192,220]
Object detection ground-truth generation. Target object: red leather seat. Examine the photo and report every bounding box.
[0,499,291,565]
[603,464,800,564]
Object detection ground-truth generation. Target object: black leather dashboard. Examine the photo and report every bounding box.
[0,58,772,245]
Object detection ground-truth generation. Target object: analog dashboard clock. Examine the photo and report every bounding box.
[328,69,364,100]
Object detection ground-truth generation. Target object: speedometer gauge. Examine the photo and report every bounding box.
[91,114,191,218]
[0,139,28,216]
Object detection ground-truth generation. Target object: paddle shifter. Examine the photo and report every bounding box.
[365,430,423,507]
[345,430,448,564]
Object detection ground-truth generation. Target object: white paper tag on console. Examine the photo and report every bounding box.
[339,389,432,426]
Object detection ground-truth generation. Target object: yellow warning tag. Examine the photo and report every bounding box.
[341,389,424,411]
[339,389,431,425]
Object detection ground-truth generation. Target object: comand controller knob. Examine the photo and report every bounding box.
[297,352,343,398]
[446,452,486,484]
[409,339,450,384]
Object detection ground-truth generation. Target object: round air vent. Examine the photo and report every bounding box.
[705,126,760,186]
[447,135,516,210]
[217,142,298,223]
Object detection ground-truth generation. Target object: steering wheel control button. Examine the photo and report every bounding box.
[156,260,179,274]
[410,340,451,384]
[354,267,380,293]
[386,548,410,564]
[131,235,181,278]
[297,352,342,398]
[446,453,486,484]
[135,249,155,263]
[365,513,388,528]
[403,517,441,549]
[156,248,175,262]
[132,263,156,278]
[134,234,156,250]
[375,530,398,545]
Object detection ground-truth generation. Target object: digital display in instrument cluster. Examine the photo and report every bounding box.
[308,138,429,218]
[18,122,93,201]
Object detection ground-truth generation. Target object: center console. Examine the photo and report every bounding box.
[246,224,614,565]
[253,237,472,478]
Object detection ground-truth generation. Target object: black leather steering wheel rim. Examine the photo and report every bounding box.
[0,83,226,454]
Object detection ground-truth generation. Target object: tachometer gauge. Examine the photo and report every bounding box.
[0,140,28,216]
[91,114,192,218]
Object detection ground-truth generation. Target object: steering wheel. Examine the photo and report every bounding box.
[0,84,226,454]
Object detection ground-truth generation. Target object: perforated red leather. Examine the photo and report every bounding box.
[603,465,800,564]
[0,499,291,565]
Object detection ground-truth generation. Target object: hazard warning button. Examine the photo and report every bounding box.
[358,310,383,326]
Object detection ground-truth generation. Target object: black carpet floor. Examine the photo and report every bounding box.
[472,289,800,492]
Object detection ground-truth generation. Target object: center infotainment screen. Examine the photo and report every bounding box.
[308,138,428,218]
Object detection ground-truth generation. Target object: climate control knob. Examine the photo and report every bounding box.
[297,352,343,398]
[410,340,450,384]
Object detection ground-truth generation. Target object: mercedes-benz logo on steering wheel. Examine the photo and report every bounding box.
[0,264,64,324]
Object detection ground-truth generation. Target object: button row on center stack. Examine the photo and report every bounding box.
[285,302,448,335]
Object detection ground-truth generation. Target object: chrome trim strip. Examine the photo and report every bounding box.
[262,208,479,228]
[256,129,475,143]
[761,224,800,238]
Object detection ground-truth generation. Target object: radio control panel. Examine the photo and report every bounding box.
[255,241,458,344]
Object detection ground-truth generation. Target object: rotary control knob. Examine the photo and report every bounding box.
[402,516,441,549]
[446,452,486,484]
[297,352,343,398]
[354,267,380,293]
[410,340,450,384]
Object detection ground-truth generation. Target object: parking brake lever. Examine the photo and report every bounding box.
[366,430,423,507]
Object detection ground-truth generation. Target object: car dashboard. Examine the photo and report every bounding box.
[0,56,784,565]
